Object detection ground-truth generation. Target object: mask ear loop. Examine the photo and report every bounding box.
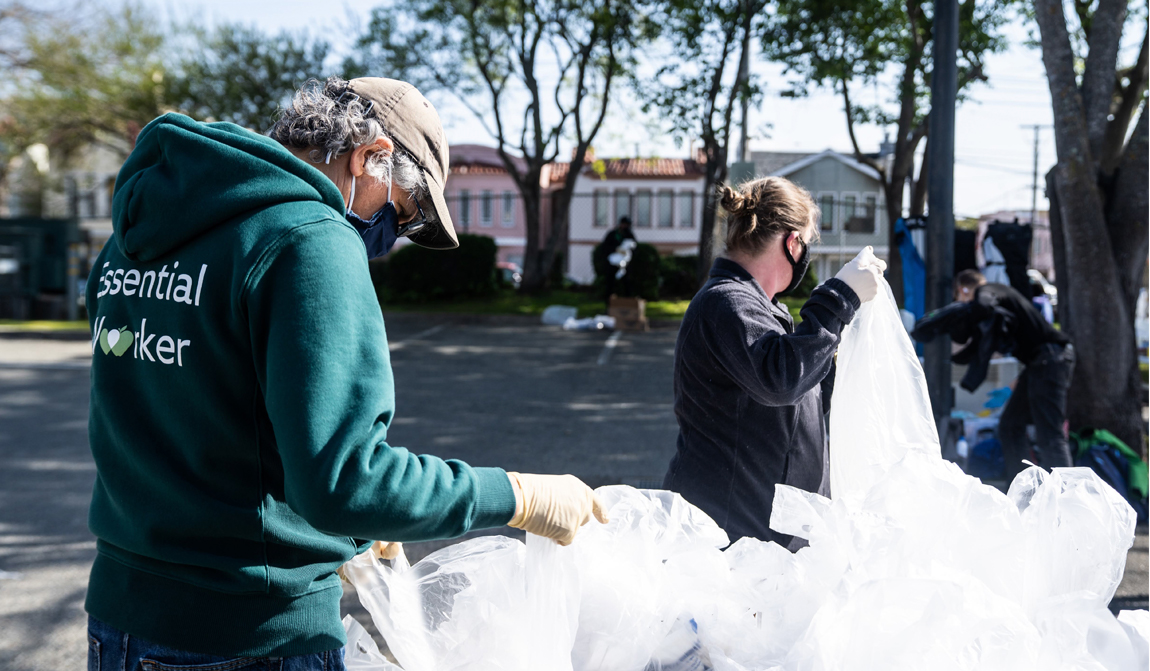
[346,175,356,216]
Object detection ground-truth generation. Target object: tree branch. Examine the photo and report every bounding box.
[1081,0,1128,165]
[1101,25,1149,173]
[841,79,883,175]
[1034,0,1092,167]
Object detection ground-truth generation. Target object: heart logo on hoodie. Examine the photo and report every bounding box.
[99,327,134,357]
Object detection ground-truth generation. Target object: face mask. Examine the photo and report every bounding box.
[344,173,399,259]
[783,233,811,294]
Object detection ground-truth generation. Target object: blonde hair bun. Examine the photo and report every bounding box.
[720,176,818,255]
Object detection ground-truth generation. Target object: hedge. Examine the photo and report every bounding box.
[379,233,498,302]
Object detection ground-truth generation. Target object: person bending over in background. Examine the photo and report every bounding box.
[84,76,604,671]
[913,269,1075,481]
[662,176,885,550]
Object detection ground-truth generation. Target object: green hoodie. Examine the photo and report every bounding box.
[85,113,517,657]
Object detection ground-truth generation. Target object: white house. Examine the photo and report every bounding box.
[751,149,889,284]
[566,155,705,284]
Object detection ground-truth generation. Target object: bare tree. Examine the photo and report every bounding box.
[352,0,646,291]
[637,0,765,286]
[1033,0,1148,452]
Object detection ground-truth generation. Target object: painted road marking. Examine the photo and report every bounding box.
[389,325,446,352]
[597,331,623,366]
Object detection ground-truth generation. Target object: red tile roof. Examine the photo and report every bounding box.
[547,158,704,181]
[449,164,509,175]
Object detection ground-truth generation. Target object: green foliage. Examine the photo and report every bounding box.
[166,24,330,132]
[659,254,699,299]
[5,3,168,159]
[635,0,766,148]
[763,0,1010,130]
[778,262,819,299]
[381,234,498,303]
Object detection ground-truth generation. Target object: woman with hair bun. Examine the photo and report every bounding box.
[661,176,887,550]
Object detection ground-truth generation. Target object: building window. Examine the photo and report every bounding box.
[501,191,515,227]
[657,190,674,228]
[677,192,694,228]
[614,190,632,226]
[594,189,609,228]
[818,193,835,232]
[480,190,493,227]
[458,190,471,229]
[841,194,857,233]
[844,193,875,233]
[634,190,652,227]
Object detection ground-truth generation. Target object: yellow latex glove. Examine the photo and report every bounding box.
[337,541,402,582]
[507,472,609,546]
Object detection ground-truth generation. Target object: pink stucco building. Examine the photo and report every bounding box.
[443,144,557,268]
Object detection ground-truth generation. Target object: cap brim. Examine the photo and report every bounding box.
[407,172,458,250]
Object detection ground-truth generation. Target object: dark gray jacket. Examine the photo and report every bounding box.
[662,258,859,549]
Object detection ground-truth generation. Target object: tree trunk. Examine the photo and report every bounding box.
[910,145,929,216]
[1048,167,1144,454]
[1035,0,1147,454]
[539,187,574,289]
[519,186,547,293]
[696,143,728,287]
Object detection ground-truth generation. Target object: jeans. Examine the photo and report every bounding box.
[87,616,346,671]
[998,342,1076,482]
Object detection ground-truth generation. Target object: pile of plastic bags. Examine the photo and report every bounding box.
[343,282,1148,670]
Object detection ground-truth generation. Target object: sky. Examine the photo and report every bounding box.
[123,0,1136,219]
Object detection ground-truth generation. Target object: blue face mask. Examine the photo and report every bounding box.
[344,174,398,259]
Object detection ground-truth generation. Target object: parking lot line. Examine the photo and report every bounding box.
[597,330,623,366]
[389,325,446,352]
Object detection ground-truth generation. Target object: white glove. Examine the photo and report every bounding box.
[508,472,608,546]
[336,541,402,582]
[834,246,887,303]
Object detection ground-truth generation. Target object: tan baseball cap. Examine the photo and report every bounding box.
[346,77,458,250]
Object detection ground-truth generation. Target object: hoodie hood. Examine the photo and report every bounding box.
[112,113,345,262]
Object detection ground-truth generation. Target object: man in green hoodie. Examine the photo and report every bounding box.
[85,77,605,670]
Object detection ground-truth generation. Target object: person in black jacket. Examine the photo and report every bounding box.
[662,177,886,549]
[596,216,638,306]
[912,270,1074,481]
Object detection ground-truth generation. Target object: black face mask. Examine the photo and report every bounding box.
[783,235,811,294]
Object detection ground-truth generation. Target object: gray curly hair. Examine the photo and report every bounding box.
[271,77,429,203]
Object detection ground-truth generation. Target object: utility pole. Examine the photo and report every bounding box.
[924,0,958,448]
[1022,124,1050,225]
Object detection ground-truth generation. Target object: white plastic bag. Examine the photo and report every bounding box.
[343,532,582,671]
[829,280,939,503]
[542,305,579,325]
[342,615,403,671]
[568,486,729,671]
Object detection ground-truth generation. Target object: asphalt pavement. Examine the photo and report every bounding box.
[0,315,1146,670]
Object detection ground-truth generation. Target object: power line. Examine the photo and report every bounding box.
[955,160,1038,176]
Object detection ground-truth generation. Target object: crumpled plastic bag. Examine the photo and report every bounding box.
[342,615,403,671]
[568,486,729,670]
[344,278,1146,670]
[342,525,584,671]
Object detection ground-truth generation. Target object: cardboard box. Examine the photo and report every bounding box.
[608,295,647,326]
[615,316,649,332]
[609,295,646,311]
